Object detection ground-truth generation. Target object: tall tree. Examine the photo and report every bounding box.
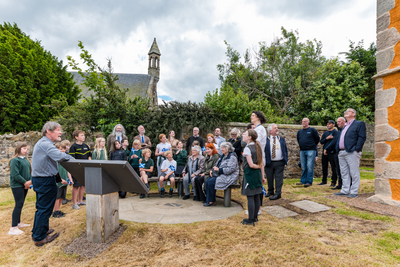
[0,22,79,133]
[340,40,376,116]
[217,27,326,118]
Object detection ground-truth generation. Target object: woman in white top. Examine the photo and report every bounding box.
[155,134,172,178]
[250,111,267,213]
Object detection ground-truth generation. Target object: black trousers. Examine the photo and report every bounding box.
[194,176,206,202]
[333,152,342,187]
[32,176,57,242]
[322,152,337,184]
[265,160,285,194]
[11,187,28,227]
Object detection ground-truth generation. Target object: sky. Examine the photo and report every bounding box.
[0,0,376,104]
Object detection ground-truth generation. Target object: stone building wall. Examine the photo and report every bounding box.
[0,122,375,187]
[370,0,400,207]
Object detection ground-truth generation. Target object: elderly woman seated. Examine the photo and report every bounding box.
[182,145,205,200]
[194,143,220,202]
[204,142,239,206]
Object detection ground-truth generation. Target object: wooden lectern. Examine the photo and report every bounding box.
[60,160,149,243]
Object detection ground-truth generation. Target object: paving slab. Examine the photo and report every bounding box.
[289,200,331,213]
[119,195,242,224]
[261,205,299,218]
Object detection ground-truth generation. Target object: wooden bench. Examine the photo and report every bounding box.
[146,177,241,207]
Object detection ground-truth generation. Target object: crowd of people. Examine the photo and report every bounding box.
[8,108,367,245]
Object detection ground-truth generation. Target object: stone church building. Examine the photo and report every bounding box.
[71,38,161,106]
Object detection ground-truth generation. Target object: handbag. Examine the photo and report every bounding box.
[211,169,219,178]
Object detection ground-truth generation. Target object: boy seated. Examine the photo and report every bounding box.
[53,142,72,218]
[159,151,177,198]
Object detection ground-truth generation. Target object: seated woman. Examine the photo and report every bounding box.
[194,143,219,202]
[204,142,239,206]
[182,145,205,200]
[138,148,153,198]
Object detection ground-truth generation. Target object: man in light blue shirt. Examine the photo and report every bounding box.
[31,121,74,246]
[214,128,226,155]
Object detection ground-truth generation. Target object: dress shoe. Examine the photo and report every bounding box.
[203,202,216,206]
[318,182,327,185]
[183,195,190,200]
[269,193,281,200]
[331,186,341,190]
[333,192,348,196]
[31,229,55,240]
[265,192,274,197]
[295,182,303,185]
[34,233,59,247]
[304,184,312,187]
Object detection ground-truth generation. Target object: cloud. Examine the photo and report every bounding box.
[0,0,376,103]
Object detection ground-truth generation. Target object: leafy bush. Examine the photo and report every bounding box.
[0,22,79,133]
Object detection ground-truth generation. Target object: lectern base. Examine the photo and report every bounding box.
[86,192,119,243]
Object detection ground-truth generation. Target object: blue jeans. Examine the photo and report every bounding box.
[205,176,217,203]
[300,150,316,185]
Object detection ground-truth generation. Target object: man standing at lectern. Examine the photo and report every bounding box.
[31,122,74,246]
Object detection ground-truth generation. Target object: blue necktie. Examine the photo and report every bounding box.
[141,136,144,143]
[117,136,120,142]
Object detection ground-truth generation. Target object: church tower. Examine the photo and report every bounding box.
[147,38,161,106]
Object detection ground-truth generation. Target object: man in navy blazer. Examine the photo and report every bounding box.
[264,124,288,200]
[333,108,366,198]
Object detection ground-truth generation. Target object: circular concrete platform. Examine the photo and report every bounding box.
[119,195,243,224]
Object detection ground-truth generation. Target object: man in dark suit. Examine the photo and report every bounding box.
[264,124,288,200]
[333,108,366,198]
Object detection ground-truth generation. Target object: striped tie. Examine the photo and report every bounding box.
[272,136,276,159]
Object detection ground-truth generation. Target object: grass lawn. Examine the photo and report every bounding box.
[0,172,399,266]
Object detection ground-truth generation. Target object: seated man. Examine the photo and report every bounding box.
[159,151,177,198]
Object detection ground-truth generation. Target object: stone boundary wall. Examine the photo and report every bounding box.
[0,123,375,187]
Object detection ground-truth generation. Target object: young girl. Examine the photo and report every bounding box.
[155,134,171,178]
[173,141,187,177]
[92,137,108,160]
[168,130,179,153]
[9,142,32,235]
[139,148,153,198]
[206,133,219,151]
[129,140,142,175]
[109,140,126,160]
[241,130,264,226]
[110,140,128,198]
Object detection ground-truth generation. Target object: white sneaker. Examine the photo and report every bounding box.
[72,204,80,209]
[174,188,178,193]
[245,210,248,215]
[8,227,23,235]
[17,223,31,228]
[167,181,170,186]
[258,210,262,215]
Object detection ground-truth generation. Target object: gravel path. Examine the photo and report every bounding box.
[326,193,400,218]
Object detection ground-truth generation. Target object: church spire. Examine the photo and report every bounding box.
[148,38,161,56]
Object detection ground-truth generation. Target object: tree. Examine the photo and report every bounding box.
[297,59,372,124]
[204,86,291,123]
[340,40,376,117]
[217,27,326,118]
[0,22,79,133]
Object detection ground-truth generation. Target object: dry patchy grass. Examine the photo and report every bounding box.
[0,172,399,266]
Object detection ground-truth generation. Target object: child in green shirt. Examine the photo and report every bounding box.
[8,142,32,235]
[92,137,108,160]
[128,140,142,175]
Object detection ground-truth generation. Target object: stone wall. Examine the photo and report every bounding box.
[0,122,375,186]
[370,0,400,207]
